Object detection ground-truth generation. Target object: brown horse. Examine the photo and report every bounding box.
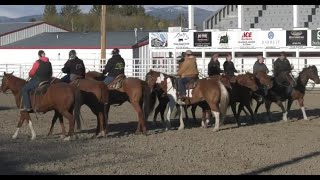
[256,66,320,121]
[0,72,81,141]
[85,71,154,135]
[48,78,109,138]
[146,70,229,132]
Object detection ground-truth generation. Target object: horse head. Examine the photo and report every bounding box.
[235,73,259,91]
[255,71,273,89]
[303,65,320,84]
[1,71,14,93]
[145,70,161,91]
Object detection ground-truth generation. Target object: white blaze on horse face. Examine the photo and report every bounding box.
[156,73,165,84]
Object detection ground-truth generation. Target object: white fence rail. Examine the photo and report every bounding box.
[1,57,320,88]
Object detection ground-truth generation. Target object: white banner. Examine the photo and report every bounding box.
[256,30,286,48]
[167,32,194,49]
[211,31,239,49]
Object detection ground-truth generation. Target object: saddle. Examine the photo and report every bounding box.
[108,74,126,90]
[30,81,50,96]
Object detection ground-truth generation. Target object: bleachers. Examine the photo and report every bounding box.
[204,5,320,30]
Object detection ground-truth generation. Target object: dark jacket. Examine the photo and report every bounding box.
[103,54,125,77]
[62,57,86,78]
[208,59,222,76]
[223,61,237,76]
[29,57,52,81]
[273,58,292,77]
[253,61,269,76]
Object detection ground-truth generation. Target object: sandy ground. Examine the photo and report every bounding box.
[1,91,320,175]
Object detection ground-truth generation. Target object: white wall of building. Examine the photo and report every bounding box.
[0,48,133,78]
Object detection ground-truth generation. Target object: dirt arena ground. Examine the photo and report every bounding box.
[1,91,320,175]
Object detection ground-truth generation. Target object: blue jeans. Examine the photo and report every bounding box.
[61,74,70,83]
[21,78,40,109]
[176,77,194,96]
[103,76,115,85]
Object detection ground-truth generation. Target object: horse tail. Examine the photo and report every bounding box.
[142,82,157,122]
[73,87,83,131]
[218,81,230,125]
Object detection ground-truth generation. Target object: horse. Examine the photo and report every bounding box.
[0,72,81,141]
[85,71,154,135]
[255,66,320,121]
[145,70,229,132]
[232,71,273,124]
[48,78,110,138]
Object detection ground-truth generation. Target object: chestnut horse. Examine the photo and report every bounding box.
[85,71,154,135]
[0,72,81,141]
[48,78,109,138]
[255,66,320,121]
[145,70,229,132]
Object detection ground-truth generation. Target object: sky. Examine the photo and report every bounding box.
[0,5,223,18]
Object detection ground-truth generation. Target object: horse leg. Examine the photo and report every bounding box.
[61,110,76,141]
[296,98,308,120]
[165,99,175,131]
[276,101,288,122]
[96,111,105,138]
[231,103,240,127]
[191,104,197,123]
[132,102,146,135]
[264,100,273,122]
[153,104,161,126]
[12,113,26,139]
[25,113,36,140]
[178,105,185,130]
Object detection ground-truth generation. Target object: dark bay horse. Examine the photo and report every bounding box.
[255,66,320,121]
[146,70,229,132]
[0,72,81,141]
[85,71,154,135]
[48,78,110,138]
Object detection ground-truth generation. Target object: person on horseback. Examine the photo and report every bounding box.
[253,54,270,97]
[61,50,86,83]
[253,54,269,76]
[273,51,295,95]
[208,53,222,76]
[21,50,52,111]
[176,50,199,103]
[223,53,238,76]
[102,48,125,85]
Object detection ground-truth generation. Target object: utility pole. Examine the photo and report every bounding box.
[100,5,106,71]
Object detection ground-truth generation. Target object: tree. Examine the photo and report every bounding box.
[43,5,57,22]
[60,5,82,18]
[89,5,101,16]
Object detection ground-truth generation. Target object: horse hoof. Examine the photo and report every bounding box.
[212,128,219,132]
[63,136,71,141]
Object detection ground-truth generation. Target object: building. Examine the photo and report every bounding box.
[0,21,68,46]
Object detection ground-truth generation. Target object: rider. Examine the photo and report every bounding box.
[223,53,238,76]
[21,50,53,111]
[273,51,294,95]
[176,50,199,103]
[253,54,269,76]
[208,53,222,76]
[61,50,86,83]
[253,54,270,97]
[102,48,125,85]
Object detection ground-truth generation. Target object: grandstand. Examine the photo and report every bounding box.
[203,5,320,30]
